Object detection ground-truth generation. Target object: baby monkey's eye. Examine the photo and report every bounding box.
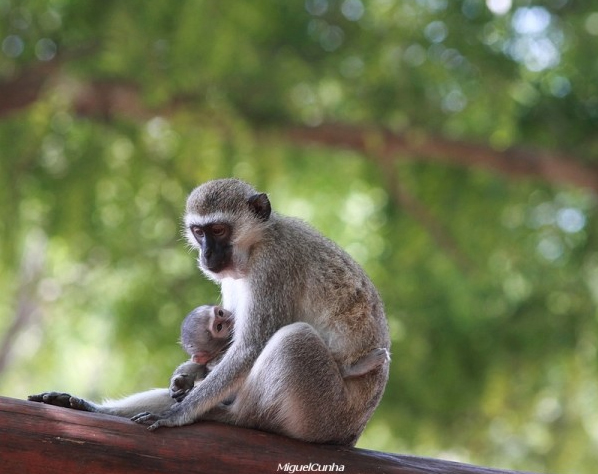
[216,323,223,332]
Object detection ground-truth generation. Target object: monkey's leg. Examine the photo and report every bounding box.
[29,389,176,419]
[96,389,177,418]
[224,322,379,446]
[341,348,391,378]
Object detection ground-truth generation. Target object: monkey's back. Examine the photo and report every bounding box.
[261,213,390,361]
[268,214,391,436]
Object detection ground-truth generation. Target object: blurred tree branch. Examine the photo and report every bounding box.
[2,70,596,194]
[5,71,594,274]
[0,45,98,119]
[59,79,478,272]
[285,124,598,193]
[0,60,62,117]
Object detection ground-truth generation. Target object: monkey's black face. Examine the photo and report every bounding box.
[190,223,233,273]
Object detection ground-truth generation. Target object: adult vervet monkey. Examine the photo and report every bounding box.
[30,178,390,446]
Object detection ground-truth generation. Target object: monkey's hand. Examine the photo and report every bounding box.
[169,374,194,402]
[28,392,97,412]
[169,362,206,401]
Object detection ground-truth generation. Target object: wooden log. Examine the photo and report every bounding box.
[0,396,537,474]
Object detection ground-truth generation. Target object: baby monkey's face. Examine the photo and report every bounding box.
[180,305,234,365]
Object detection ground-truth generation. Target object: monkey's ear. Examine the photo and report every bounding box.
[247,193,271,221]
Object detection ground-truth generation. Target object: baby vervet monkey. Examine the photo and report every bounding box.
[30,178,391,446]
[171,305,387,402]
[26,305,234,416]
[169,305,234,402]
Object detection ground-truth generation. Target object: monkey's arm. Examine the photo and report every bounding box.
[133,292,281,431]
[132,341,257,430]
[169,361,208,402]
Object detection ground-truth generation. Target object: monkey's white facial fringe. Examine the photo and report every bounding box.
[184,210,269,254]
[184,212,230,243]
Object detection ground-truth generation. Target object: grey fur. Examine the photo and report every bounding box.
[169,305,233,401]
[29,178,390,446]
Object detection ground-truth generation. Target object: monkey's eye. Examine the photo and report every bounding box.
[191,226,204,239]
[216,323,223,332]
[211,224,227,237]
[217,309,224,316]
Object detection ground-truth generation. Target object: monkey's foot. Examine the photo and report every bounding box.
[131,411,154,424]
[131,411,178,431]
[169,375,193,402]
[28,392,74,408]
[374,347,391,362]
[28,392,96,412]
[131,411,184,431]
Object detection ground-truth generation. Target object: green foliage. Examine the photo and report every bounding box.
[1,1,598,472]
